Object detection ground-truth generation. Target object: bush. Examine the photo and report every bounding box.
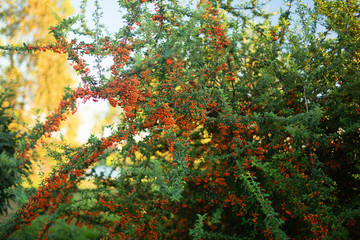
[1,0,360,239]
[0,84,20,215]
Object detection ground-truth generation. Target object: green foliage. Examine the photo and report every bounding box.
[0,84,20,215]
[0,0,360,239]
[8,211,104,240]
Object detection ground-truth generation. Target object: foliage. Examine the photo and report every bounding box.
[0,0,80,189]
[0,83,25,215]
[0,86,17,156]
[0,0,360,239]
[5,191,104,240]
[0,0,75,113]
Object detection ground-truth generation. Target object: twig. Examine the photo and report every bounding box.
[303,84,309,113]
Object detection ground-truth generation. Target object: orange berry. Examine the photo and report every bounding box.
[273,37,278,41]
[166,58,173,65]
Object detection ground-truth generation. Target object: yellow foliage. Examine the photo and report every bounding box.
[1,0,80,187]
[3,0,75,113]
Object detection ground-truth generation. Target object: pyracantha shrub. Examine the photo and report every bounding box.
[0,0,359,239]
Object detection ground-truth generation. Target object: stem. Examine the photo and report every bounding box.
[94,0,102,83]
[303,84,309,113]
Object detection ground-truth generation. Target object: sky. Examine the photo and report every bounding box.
[68,0,123,143]
[71,0,124,33]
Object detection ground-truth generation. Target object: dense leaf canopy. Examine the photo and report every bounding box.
[0,0,359,239]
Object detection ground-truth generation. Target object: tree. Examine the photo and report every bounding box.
[0,82,25,215]
[0,0,80,190]
[0,0,359,239]
[0,0,75,114]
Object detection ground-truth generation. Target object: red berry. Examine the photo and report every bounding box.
[166,59,173,65]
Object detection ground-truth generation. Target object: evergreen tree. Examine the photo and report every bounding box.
[0,83,22,215]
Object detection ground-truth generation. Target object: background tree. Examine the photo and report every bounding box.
[0,83,23,215]
[0,0,75,114]
[0,0,359,239]
[0,0,82,190]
